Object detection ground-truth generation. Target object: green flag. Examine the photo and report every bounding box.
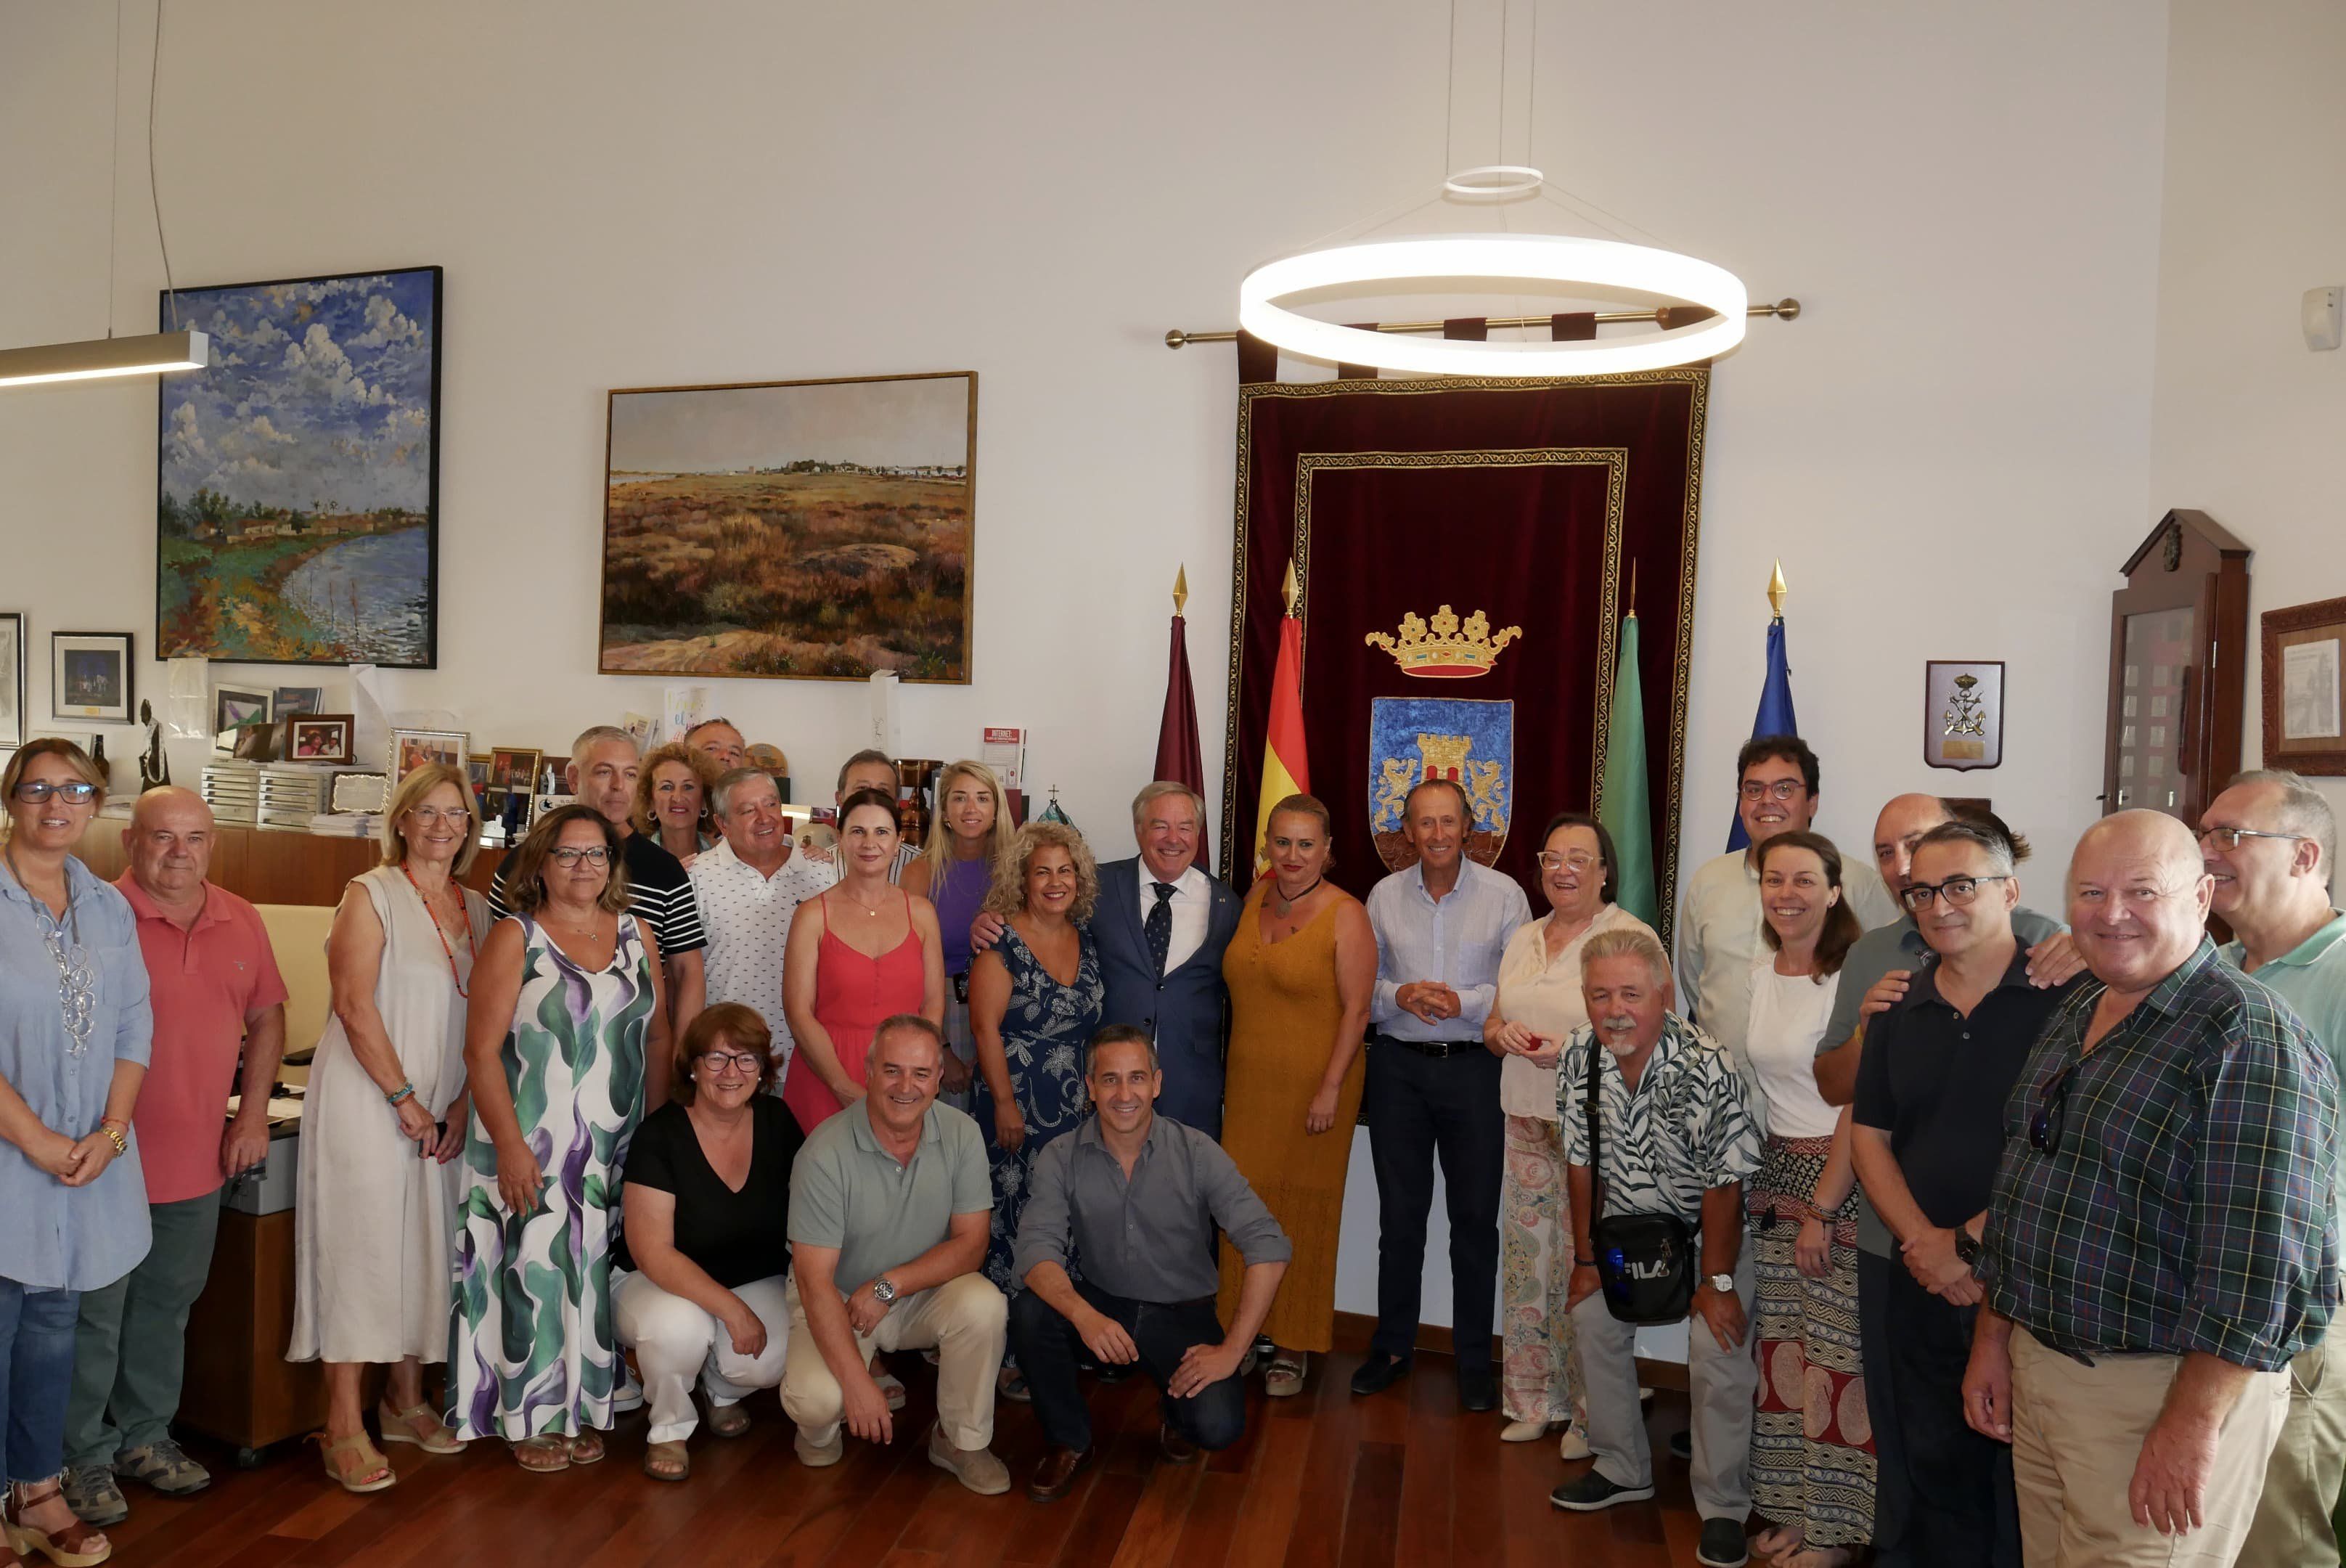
[1598,614,1659,928]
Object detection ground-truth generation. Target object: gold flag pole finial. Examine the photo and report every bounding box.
[1281,559,1300,616]
[1172,564,1189,617]
[1767,559,1788,619]
[1626,560,1638,620]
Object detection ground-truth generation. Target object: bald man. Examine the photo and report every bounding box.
[1966,812,2339,1567]
[64,789,287,1524]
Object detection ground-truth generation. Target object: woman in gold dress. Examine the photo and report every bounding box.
[1216,794,1377,1397]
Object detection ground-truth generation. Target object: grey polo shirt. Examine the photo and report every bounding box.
[1835,905,2061,1257]
[1012,1114,1292,1303]
[788,1100,992,1291]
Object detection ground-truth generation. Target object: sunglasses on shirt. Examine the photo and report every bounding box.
[2030,1058,2082,1156]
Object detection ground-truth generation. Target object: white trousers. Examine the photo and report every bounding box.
[613,1269,790,1444]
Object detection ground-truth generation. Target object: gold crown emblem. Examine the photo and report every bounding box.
[1363,604,1521,679]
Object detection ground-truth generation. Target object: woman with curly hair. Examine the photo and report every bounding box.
[968,822,1104,1391]
[632,743,722,869]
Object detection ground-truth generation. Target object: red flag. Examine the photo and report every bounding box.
[1252,573,1310,875]
[1153,570,1209,868]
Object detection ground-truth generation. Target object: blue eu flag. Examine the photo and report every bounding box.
[1725,616,1799,853]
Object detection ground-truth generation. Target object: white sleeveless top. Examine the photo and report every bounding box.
[1741,961,1843,1140]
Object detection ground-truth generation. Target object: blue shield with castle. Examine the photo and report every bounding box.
[1367,695,1514,871]
[1363,602,1519,872]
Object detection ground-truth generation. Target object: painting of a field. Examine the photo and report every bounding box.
[157,267,441,668]
[599,372,975,683]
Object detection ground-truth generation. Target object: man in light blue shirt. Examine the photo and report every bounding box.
[2204,768,2346,1568]
[1352,778,1530,1410]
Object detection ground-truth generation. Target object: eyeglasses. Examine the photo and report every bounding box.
[2030,1058,2082,1154]
[11,780,99,804]
[1899,874,2015,912]
[1536,852,1602,873]
[548,846,612,867]
[1738,779,1806,802]
[2197,825,2305,852]
[698,1050,762,1075]
[406,806,470,827]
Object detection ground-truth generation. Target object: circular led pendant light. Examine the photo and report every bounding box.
[1238,227,1747,379]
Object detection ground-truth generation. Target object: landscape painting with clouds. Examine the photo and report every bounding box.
[599,372,975,683]
[157,267,441,668]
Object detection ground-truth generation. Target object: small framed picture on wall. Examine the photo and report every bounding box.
[0,613,23,750]
[1924,660,2004,771]
[2262,595,2346,775]
[52,632,134,724]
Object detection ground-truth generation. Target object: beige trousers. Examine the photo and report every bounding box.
[2010,1328,2288,1567]
[779,1273,1006,1452]
[2237,1342,2346,1568]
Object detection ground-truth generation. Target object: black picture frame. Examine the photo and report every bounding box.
[50,632,134,724]
[156,265,444,669]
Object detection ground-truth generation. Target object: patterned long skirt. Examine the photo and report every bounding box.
[1500,1116,1582,1425]
[1747,1134,1874,1549]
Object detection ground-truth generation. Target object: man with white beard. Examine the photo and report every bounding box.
[1551,927,1765,1568]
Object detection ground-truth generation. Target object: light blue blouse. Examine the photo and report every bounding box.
[0,854,153,1290]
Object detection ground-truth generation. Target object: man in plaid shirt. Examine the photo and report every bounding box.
[1965,811,2340,1567]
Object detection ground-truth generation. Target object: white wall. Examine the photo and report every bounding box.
[2,1,2173,1330]
[2150,0,2346,825]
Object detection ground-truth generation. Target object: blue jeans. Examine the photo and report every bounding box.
[1008,1283,1248,1454]
[0,1281,82,1483]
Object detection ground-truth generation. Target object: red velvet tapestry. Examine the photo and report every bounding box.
[1218,349,1708,938]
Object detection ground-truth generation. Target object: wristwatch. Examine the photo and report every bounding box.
[1953,1230,1982,1269]
[1707,1273,1735,1294]
[871,1277,898,1304]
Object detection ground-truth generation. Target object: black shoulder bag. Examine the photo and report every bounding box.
[1584,1041,1697,1325]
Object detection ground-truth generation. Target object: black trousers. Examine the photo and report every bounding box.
[1362,1040,1503,1373]
[1884,1263,2022,1568]
[1860,1249,1913,1564]
[1007,1282,1248,1455]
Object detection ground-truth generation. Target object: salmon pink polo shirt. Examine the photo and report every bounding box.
[114,875,290,1204]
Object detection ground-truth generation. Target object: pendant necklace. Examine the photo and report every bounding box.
[402,864,475,998]
[1272,875,1324,918]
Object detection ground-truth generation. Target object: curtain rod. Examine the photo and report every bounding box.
[1163,297,1800,349]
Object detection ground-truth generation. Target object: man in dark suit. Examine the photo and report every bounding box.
[975,781,1241,1135]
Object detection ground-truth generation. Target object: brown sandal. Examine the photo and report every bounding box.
[311,1433,396,1495]
[706,1400,751,1439]
[6,1480,113,1567]
[566,1431,606,1466]
[376,1402,462,1454]
[642,1440,690,1482]
[510,1435,570,1474]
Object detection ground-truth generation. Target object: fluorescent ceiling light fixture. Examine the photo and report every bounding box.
[1239,234,1746,378]
[0,330,209,389]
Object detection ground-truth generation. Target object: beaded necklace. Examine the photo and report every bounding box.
[402,865,474,999]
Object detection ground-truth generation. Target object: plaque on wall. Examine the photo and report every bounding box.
[1924,661,2003,771]
[2261,594,2346,775]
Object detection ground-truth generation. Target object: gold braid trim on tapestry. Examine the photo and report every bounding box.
[1219,367,1707,943]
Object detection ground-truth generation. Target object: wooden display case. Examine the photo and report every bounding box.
[2101,509,2252,824]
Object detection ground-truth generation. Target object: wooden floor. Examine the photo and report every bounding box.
[114,1348,1722,1567]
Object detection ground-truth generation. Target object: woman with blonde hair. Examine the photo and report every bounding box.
[0,740,150,1563]
[633,743,721,869]
[292,762,487,1492]
[1216,793,1374,1399]
[902,760,1013,1104]
[449,804,667,1471]
[968,825,1104,1355]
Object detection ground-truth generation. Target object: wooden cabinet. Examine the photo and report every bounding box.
[2102,510,2252,824]
[178,1210,323,1460]
[73,820,507,905]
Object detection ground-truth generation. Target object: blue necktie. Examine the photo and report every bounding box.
[1147,881,1177,978]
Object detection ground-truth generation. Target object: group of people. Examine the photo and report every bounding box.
[0,712,2341,1568]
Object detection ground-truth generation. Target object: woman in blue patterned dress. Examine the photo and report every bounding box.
[449,806,668,1472]
[968,822,1103,1392]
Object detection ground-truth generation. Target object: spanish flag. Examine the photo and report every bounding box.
[1252,561,1311,876]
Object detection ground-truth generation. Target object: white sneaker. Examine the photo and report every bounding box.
[613,1365,645,1414]
[872,1370,908,1413]
[1557,1422,1592,1461]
